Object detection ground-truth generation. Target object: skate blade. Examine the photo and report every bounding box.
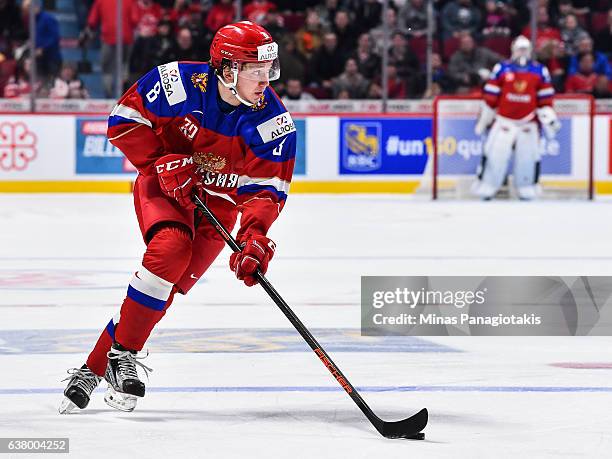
[104,386,137,412]
[58,397,78,414]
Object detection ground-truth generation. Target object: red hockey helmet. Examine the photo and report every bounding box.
[210,21,280,82]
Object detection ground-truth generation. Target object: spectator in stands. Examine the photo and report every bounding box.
[369,7,406,54]
[593,9,612,56]
[551,0,575,28]
[84,0,138,98]
[170,0,202,31]
[243,0,276,24]
[277,36,306,87]
[385,64,407,99]
[398,0,428,38]
[178,4,207,52]
[162,27,203,62]
[482,0,511,37]
[129,18,174,83]
[310,32,345,90]
[537,38,568,93]
[314,0,339,31]
[448,33,501,91]
[0,0,26,54]
[592,75,612,99]
[568,36,612,79]
[441,0,482,39]
[134,0,163,38]
[333,10,358,57]
[282,78,315,101]
[205,0,235,33]
[332,57,369,99]
[559,13,588,55]
[388,31,420,79]
[521,7,561,54]
[295,9,323,59]
[21,0,62,79]
[354,0,382,35]
[48,63,89,99]
[565,52,598,93]
[366,81,382,99]
[3,54,40,98]
[430,52,454,94]
[260,11,287,42]
[348,33,380,81]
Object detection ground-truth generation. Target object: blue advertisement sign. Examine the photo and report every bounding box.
[339,117,573,176]
[339,118,430,175]
[76,117,135,174]
[294,118,306,176]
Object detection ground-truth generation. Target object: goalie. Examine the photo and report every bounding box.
[473,36,561,200]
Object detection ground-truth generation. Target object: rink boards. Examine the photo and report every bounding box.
[0,110,610,193]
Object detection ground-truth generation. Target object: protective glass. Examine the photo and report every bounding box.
[238,59,281,82]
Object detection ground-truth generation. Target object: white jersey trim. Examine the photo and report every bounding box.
[537,87,554,97]
[237,175,290,194]
[110,104,153,128]
[484,84,501,94]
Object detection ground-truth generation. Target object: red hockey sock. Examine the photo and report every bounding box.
[86,226,192,375]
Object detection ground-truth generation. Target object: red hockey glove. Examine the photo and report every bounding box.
[229,235,276,286]
[154,154,200,209]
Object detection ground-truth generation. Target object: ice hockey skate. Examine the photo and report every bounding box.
[103,343,152,412]
[59,365,101,414]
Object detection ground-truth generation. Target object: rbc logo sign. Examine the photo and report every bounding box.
[342,122,382,172]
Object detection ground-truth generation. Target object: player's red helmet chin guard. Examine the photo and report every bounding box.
[210,21,280,83]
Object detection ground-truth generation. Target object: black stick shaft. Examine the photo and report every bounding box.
[193,194,383,431]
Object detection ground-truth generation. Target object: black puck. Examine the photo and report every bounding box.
[407,432,425,440]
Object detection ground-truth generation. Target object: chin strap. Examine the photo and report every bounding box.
[216,65,254,107]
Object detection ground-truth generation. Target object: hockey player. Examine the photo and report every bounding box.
[473,35,561,200]
[59,21,297,413]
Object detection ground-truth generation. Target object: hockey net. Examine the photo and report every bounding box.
[419,94,594,200]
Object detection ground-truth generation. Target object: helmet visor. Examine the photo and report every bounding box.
[238,59,281,82]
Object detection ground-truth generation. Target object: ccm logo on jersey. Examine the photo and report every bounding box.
[155,156,193,173]
[157,61,186,105]
[256,112,296,143]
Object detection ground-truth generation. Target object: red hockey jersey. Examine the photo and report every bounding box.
[483,60,554,121]
[107,61,297,238]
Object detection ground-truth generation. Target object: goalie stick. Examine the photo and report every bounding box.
[193,194,428,439]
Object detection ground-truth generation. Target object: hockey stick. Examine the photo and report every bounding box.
[193,194,428,439]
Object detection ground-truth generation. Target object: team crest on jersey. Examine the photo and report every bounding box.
[191,73,208,93]
[194,151,226,172]
[251,93,267,111]
[513,80,528,93]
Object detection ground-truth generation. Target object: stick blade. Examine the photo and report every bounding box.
[379,408,428,439]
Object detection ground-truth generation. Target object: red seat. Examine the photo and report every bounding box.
[482,36,512,58]
[408,36,440,64]
[0,59,17,97]
[442,36,461,61]
[591,12,608,34]
[282,13,305,33]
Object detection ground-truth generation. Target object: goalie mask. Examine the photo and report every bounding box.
[511,35,532,67]
[210,21,281,106]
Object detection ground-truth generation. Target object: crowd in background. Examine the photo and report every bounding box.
[0,0,611,100]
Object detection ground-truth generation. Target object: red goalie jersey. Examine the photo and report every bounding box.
[483,60,555,121]
[107,61,297,238]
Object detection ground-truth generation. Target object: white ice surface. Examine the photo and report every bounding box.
[1,194,612,458]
